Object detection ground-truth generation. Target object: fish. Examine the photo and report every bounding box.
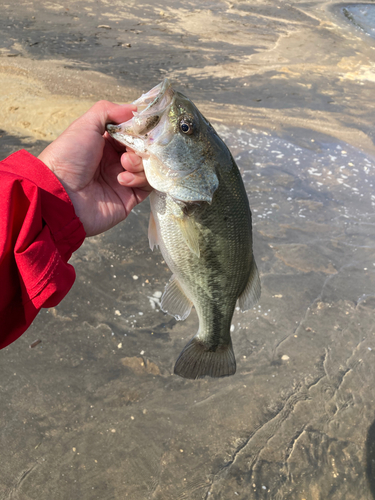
[107,78,260,379]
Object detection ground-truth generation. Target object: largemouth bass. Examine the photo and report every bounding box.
[107,79,260,379]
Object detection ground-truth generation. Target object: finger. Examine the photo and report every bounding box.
[118,170,153,191]
[78,101,137,135]
[121,152,144,173]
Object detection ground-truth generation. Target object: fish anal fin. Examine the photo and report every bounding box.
[161,275,193,321]
[174,338,236,379]
[238,259,261,312]
[175,216,200,257]
[148,211,158,251]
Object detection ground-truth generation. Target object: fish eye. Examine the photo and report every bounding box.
[179,119,193,135]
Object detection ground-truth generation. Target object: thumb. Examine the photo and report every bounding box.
[73,101,137,136]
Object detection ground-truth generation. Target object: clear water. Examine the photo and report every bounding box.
[1,125,375,499]
[343,5,375,39]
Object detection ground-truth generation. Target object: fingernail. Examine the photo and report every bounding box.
[121,103,137,109]
[127,154,141,167]
[118,172,135,184]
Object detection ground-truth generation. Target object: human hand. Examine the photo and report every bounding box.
[38,100,152,237]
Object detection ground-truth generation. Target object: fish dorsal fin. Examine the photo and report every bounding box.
[148,211,159,251]
[238,259,261,311]
[175,216,200,257]
[161,275,193,321]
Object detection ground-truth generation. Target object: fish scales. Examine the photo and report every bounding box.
[107,78,260,379]
[153,161,252,335]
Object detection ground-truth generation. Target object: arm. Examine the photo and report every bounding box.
[0,151,86,348]
[0,101,151,349]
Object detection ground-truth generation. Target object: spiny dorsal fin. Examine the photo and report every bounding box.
[174,337,236,379]
[148,211,159,251]
[238,259,261,311]
[161,275,193,321]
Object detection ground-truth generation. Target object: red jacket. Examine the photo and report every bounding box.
[0,150,86,349]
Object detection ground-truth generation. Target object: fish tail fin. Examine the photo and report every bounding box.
[174,337,236,380]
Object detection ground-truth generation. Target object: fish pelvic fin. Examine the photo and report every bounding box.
[174,338,236,379]
[161,275,193,321]
[238,259,261,312]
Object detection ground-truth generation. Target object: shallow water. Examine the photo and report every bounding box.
[343,4,375,39]
[1,1,375,499]
[1,125,375,499]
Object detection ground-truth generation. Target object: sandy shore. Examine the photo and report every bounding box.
[1,0,375,153]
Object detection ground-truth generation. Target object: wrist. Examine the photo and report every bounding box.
[37,150,80,223]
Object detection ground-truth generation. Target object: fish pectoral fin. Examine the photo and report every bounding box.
[161,275,193,321]
[148,211,159,251]
[175,216,200,257]
[174,338,236,379]
[238,259,261,312]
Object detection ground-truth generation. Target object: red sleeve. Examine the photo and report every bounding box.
[0,150,86,349]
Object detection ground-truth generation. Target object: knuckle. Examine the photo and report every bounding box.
[93,99,112,109]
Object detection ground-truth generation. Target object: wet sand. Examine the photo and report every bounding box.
[1,1,375,499]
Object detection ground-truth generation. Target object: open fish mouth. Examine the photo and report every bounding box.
[106,78,174,154]
[132,78,173,114]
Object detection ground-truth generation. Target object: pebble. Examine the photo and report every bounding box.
[29,339,42,348]
[281,354,290,361]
